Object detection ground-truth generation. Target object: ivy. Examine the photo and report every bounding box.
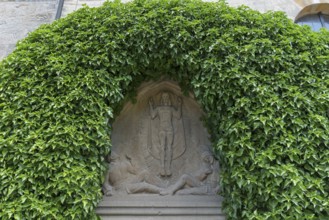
[0,0,329,219]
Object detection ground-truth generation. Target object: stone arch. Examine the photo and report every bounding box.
[295,3,329,21]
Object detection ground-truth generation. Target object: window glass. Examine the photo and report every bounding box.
[322,14,329,29]
[296,13,329,31]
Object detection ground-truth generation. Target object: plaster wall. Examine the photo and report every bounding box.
[0,0,328,59]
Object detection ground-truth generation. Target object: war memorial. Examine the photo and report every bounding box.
[0,0,329,219]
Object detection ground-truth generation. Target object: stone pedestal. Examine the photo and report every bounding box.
[96,195,225,220]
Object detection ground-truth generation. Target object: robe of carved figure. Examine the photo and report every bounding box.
[160,150,219,195]
[148,92,185,177]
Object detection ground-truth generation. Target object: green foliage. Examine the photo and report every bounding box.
[1,0,329,219]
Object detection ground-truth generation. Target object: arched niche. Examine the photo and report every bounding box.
[102,80,219,196]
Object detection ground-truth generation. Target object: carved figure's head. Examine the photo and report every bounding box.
[109,152,120,162]
[160,92,171,106]
[201,150,214,164]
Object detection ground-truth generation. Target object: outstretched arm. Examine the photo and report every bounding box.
[173,97,182,119]
[149,98,157,119]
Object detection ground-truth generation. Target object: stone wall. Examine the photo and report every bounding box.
[1,0,328,60]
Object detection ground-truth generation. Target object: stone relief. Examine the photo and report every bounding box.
[160,149,219,195]
[102,152,166,196]
[148,92,184,177]
[102,80,220,196]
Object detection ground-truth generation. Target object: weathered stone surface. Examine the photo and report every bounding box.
[96,195,225,220]
[102,80,219,196]
[99,80,224,219]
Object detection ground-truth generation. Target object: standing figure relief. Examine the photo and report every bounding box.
[148,92,182,177]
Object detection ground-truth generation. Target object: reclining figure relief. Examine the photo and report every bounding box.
[102,152,166,196]
[102,149,219,196]
[160,150,219,196]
